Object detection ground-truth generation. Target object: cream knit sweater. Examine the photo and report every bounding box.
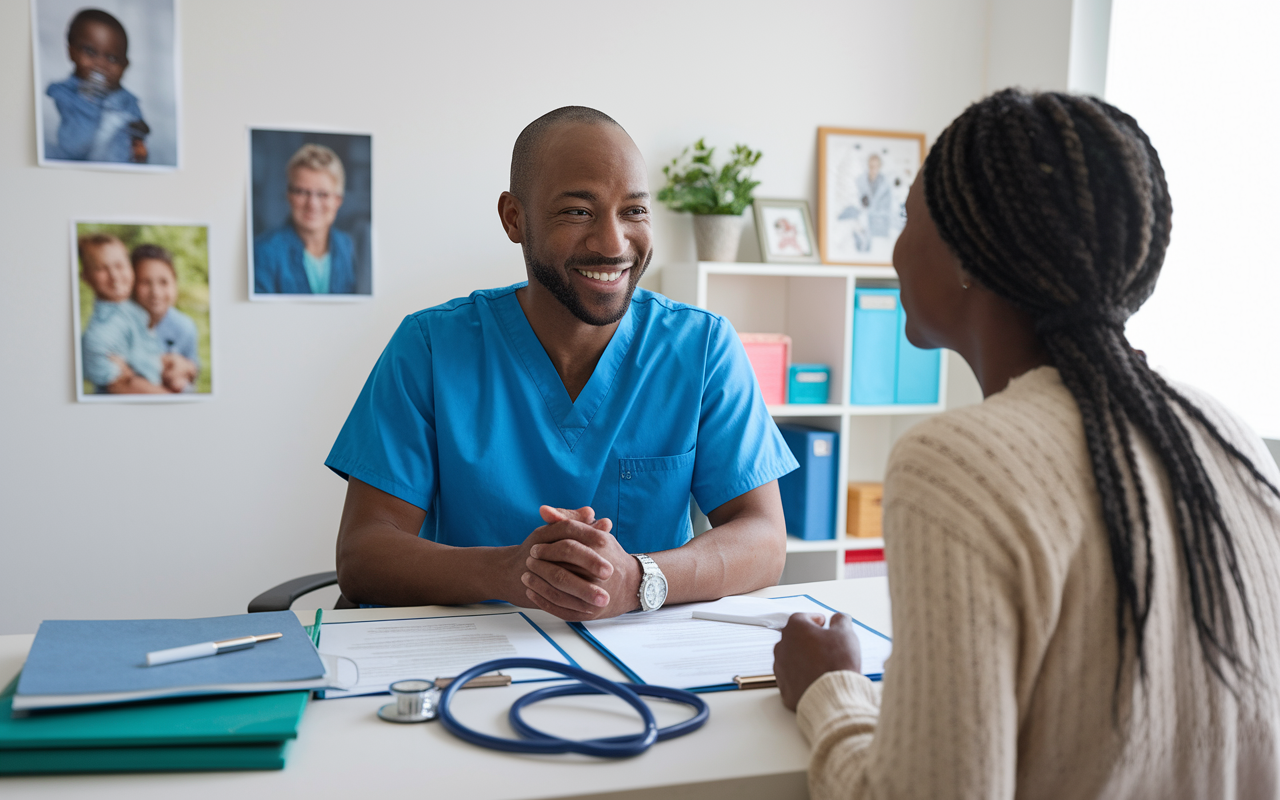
[796,367,1280,799]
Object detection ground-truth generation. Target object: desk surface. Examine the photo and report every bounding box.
[0,578,890,800]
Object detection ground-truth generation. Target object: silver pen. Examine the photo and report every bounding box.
[145,633,283,666]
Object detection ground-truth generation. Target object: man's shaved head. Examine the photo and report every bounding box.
[510,106,625,202]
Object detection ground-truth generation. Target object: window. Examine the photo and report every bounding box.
[1106,0,1280,437]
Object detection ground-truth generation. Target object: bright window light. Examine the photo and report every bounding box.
[1106,0,1280,438]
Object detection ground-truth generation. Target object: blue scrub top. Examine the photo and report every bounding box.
[326,284,798,554]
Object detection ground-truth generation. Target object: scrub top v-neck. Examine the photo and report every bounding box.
[326,283,797,554]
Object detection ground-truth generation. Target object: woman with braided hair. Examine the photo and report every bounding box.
[772,88,1280,799]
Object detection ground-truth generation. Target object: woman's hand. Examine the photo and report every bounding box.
[773,612,863,710]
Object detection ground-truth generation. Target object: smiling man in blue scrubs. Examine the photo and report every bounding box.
[327,106,798,621]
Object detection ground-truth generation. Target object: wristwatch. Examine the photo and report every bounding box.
[635,554,668,612]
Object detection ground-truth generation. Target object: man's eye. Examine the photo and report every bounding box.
[565,209,589,216]
[626,207,649,216]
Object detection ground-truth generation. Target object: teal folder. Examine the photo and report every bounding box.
[0,740,292,775]
[851,288,900,404]
[0,677,306,774]
[895,306,941,404]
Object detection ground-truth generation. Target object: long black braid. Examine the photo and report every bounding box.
[923,88,1279,691]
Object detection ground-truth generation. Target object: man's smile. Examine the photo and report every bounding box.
[573,268,625,283]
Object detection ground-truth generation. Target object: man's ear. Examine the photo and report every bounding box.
[497,191,524,244]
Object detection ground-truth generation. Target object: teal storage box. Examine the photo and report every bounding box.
[776,423,838,540]
[895,315,940,404]
[851,288,899,404]
[851,285,942,405]
[788,364,830,404]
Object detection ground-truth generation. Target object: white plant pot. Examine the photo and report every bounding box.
[692,213,745,262]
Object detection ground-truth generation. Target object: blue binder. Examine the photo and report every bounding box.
[851,288,899,404]
[895,307,941,404]
[776,423,838,540]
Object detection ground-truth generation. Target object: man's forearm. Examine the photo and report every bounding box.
[336,526,523,607]
[651,517,786,606]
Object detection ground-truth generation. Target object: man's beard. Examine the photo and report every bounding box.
[524,239,651,327]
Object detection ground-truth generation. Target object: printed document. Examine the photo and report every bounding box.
[316,612,573,698]
[576,595,892,690]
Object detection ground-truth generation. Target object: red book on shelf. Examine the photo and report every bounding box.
[739,333,791,405]
[844,548,884,564]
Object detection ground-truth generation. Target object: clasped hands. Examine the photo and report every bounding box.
[510,505,642,622]
[507,505,864,710]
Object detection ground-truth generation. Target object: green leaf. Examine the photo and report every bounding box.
[657,138,763,215]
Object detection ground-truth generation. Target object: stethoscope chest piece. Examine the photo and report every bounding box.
[378,679,439,723]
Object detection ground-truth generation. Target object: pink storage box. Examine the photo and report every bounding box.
[739,333,791,405]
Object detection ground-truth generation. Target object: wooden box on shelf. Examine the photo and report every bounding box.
[846,482,884,539]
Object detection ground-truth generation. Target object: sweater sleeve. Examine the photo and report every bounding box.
[795,425,1025,799]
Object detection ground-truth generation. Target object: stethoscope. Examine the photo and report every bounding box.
[377,657,709,758]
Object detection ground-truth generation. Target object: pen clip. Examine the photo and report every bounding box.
[734,674,777,690]
[435,672,511,690]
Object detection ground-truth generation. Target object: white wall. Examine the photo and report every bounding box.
[0,0,1079,634]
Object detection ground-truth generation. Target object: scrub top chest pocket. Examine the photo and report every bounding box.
[616,448,697,554]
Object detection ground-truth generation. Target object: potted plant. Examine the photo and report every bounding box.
[658,138,762,262]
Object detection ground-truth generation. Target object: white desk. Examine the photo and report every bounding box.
[0,577,890,800]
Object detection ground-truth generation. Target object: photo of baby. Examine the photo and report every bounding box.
[73,222,211,401]
[33,0,179,169]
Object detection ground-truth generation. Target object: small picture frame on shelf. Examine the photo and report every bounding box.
[817,128,925,266]
[752,198,819,264]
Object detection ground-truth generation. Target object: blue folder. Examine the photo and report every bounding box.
[16,611,325,708]
[776,423,838,540]
[851,288,900,404]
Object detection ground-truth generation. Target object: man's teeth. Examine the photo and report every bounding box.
[575,269,623,282]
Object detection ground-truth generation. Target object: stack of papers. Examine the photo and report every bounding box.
[14,611,331,711]
[572,595,892,691]
[315,611,576,699]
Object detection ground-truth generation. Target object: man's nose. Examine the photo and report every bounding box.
[587,214,628,258]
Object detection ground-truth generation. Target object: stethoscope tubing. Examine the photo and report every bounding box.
[435,657,708,758]
[509,682,709,744]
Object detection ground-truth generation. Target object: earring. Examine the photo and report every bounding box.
[960,277,971,290]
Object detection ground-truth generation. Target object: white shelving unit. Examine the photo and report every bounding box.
[663,261,948,583]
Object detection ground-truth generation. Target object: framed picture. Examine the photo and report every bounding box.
[817,128,925,266]
[247,127,374,301]
[752,198,819,264]
[32,0,181,171]
[71,220,213,402]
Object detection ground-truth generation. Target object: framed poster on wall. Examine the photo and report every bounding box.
[817,128,925,266]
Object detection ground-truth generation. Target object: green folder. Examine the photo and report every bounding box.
[0,614,320,774]
[0,740,292,774]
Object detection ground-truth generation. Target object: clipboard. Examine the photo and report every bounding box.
[568,594,891,692]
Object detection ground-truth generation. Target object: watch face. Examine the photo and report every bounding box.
[643,577,667,609]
